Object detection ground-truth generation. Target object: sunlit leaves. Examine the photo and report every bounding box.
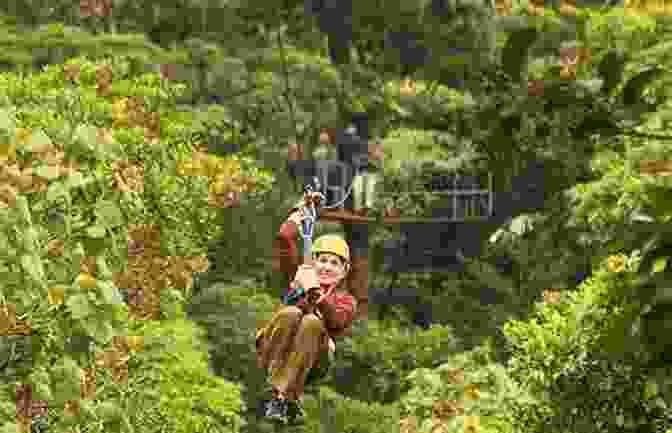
[624,0,672,15]
[75,273,97,290]
[652,256,668,273]
[464,415,480,433]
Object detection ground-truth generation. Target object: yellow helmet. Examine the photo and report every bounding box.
[313,235,350,265]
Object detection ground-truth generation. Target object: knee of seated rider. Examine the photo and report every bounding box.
[300,313,324,332]
[278,306,303,321]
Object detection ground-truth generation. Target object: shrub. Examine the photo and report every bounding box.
[300,386,400,433]
[125,312,244,433]
[398,343,531,433]
[186,283,276,383]
[328,319,461,403]
[503,264,672,433]
[0,55,272,432]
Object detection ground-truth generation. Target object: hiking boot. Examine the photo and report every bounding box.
[287,400,306,425]
[264,397,288,423]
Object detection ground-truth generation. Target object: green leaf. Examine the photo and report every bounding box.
[64,172,89,190]
[46,181,68,202]
[576,79,603,94]
[50,356,81,405]
[21,227,38,251]
[615,102,660,128]
[494,16,535,32]
[33,164,61,180]
[31,369,53,402]
[66,294,94,320]
[73,124,95,151]
[86,225,107,238]
[26,129,53,152]
[540,81,579,108]
[0,231,9,254]
[95,200,125,228]
[96,255,114,281]
[0,422,19,433]
[20,254,44,283]
[621,66,665,106]
[97,402,124,421]
[616,413,624,427]
[653,257,668,274]
[73,124,124,159]
[98,281,123,305]
[597,48,626,95]
[502,28,538,83]
[0,109,16,131]
[644,380,659,400]
[15,195,31,224]
[81,317,114,344]
[70,242,85,274]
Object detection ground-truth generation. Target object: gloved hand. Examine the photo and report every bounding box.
[292,265,320,292]
[290,265,322,313]
[287,191,325,219]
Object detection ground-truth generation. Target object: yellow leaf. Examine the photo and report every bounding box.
[444,368,465,384]
[639,160,672,175]
[176,159,206,177]
[16,173,34,190]
[607,254,627,274]
[48,286,66,305]
[15,128,31,146]
[126,335,144,352]
[47,239,66,257]
[431,419,450,433]
[464,415,480,433]
[400,416,418,433]
[559,3,577,15]
[464,384,481,401]
[211,180,228,195]
[76,273,98,290]
[0,141,16,161]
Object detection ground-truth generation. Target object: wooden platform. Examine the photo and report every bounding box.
[318,208,487,224]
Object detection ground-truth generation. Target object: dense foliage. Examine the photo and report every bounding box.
[0,1,671,433]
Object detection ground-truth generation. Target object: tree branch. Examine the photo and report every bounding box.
[622,129,672,141]
[275,27,300,144]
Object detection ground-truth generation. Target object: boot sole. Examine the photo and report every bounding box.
[260,399,290,424]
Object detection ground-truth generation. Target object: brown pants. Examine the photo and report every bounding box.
[256,306,331,401]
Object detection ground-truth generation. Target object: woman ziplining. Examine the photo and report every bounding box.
[255,187,359,425]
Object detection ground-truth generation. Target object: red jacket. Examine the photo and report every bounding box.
[272,220,357,337]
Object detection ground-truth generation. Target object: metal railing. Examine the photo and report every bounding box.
[377,173,494,222]
[308,160,494,223]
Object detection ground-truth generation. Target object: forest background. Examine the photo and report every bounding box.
[0,0,671,433]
